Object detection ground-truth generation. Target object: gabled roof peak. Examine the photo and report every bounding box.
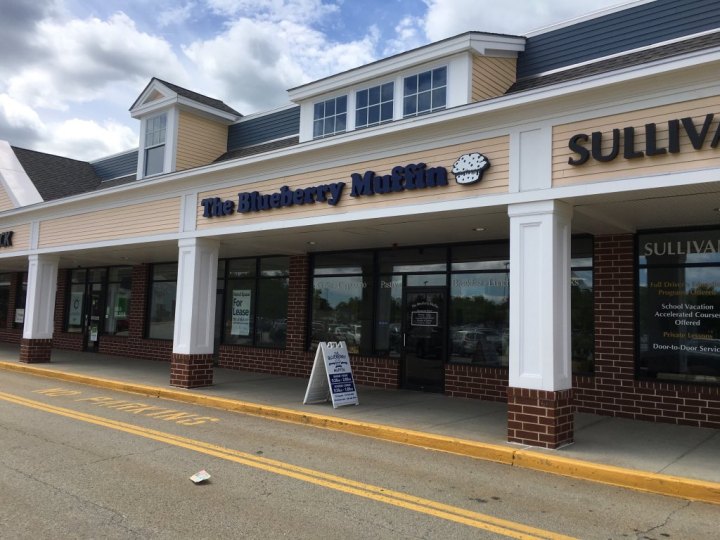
[130,77,242,121]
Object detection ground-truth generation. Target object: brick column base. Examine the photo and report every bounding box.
[507,387,574,449]
[19,338,53,363]
[170,353,214,388]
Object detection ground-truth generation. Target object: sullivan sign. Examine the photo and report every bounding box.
[567,113,720,166]
[201,153,490,218]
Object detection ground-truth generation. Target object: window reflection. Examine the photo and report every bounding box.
[449,272,509,366]
[148,263,177,340]
[309,239,594,375]
[312,275,373,354]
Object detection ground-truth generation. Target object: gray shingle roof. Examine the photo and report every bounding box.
[12,147,102,201]
[214,136,300,163]
[508,31,720,94]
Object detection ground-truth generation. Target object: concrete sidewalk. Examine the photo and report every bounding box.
[0,344,718,505]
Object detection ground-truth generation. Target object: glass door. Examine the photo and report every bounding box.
[67,268,106,352]
[401,287,446,392]
[84,283,104,351]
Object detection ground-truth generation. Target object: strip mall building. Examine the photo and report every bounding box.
[1,0,719,448]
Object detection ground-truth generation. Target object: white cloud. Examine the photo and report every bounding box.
[159,2,196,28]
[0,93,136,161]
[2,0,639,162]
[0,94,44,131]
[0,9,189,157]
[7,12,187,109]
[205,0,340,23]
[44,118,138,161]
[383,16,426,57]
[0,94,46,148]
[422,0,628,40]
[183,17,378,113]
[0,0,58,70]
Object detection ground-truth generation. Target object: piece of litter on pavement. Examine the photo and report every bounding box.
[190,470,211,484]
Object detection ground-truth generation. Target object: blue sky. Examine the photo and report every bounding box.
[0,0,630,161]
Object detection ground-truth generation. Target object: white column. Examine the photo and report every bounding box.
[172,238,219,355]
[23,254,59,340]
[508,200,572,391]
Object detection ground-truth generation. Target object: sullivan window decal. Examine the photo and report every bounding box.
[638,229,720,384]
[201,153,491,218]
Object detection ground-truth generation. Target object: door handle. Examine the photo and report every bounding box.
[403,333,406,347]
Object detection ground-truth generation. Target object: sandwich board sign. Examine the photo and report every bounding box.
[303,341,359,408]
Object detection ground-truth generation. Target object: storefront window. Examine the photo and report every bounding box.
[375,275,402,357]
[449,243,509,367]
[638,229,720,384]
[14,273,27,327]
[571,237,594,374]
[0,273,11,328]
[66,269,86,333]
[312,252,374,354]
[449,272,509,366]
[106,267,132,336]
[309,240,593,370]
[222,257,289,348]
[148,263,177,340]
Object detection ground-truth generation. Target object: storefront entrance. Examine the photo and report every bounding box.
[67,267,132,351]
[401,287,446,392]
[83,283,104,351]
[67,270,107,352]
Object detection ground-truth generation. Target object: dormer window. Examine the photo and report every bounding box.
[403,67,447,117]
[144,113,167,176]
[313,96,347,138]
[356,83,394,129]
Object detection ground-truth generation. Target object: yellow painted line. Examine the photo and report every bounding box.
[0,390,574,540]
[0,361,515,464]
[2,360,720,506]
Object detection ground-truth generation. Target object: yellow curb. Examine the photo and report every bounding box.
[514,451,720,505]
[2,360,719,505]
[0,361,516,467]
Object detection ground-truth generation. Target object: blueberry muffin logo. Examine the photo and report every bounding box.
[451,152,490,185]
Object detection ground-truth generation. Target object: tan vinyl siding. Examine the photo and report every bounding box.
[197,136,509,229]
[0,223,30,252]
[38,198,180,248]
[553,95,720,187]
[0,185,15,212]
[471,56,516,102]
[176,111,228,171]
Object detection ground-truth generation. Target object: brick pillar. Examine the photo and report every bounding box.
[129,265,149,340]
[170,353,214,388]
[594,235,635,392]
[53,269,68,335]
[507,388,574,448]
[286,255,310,363]
[19,338,53,363]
